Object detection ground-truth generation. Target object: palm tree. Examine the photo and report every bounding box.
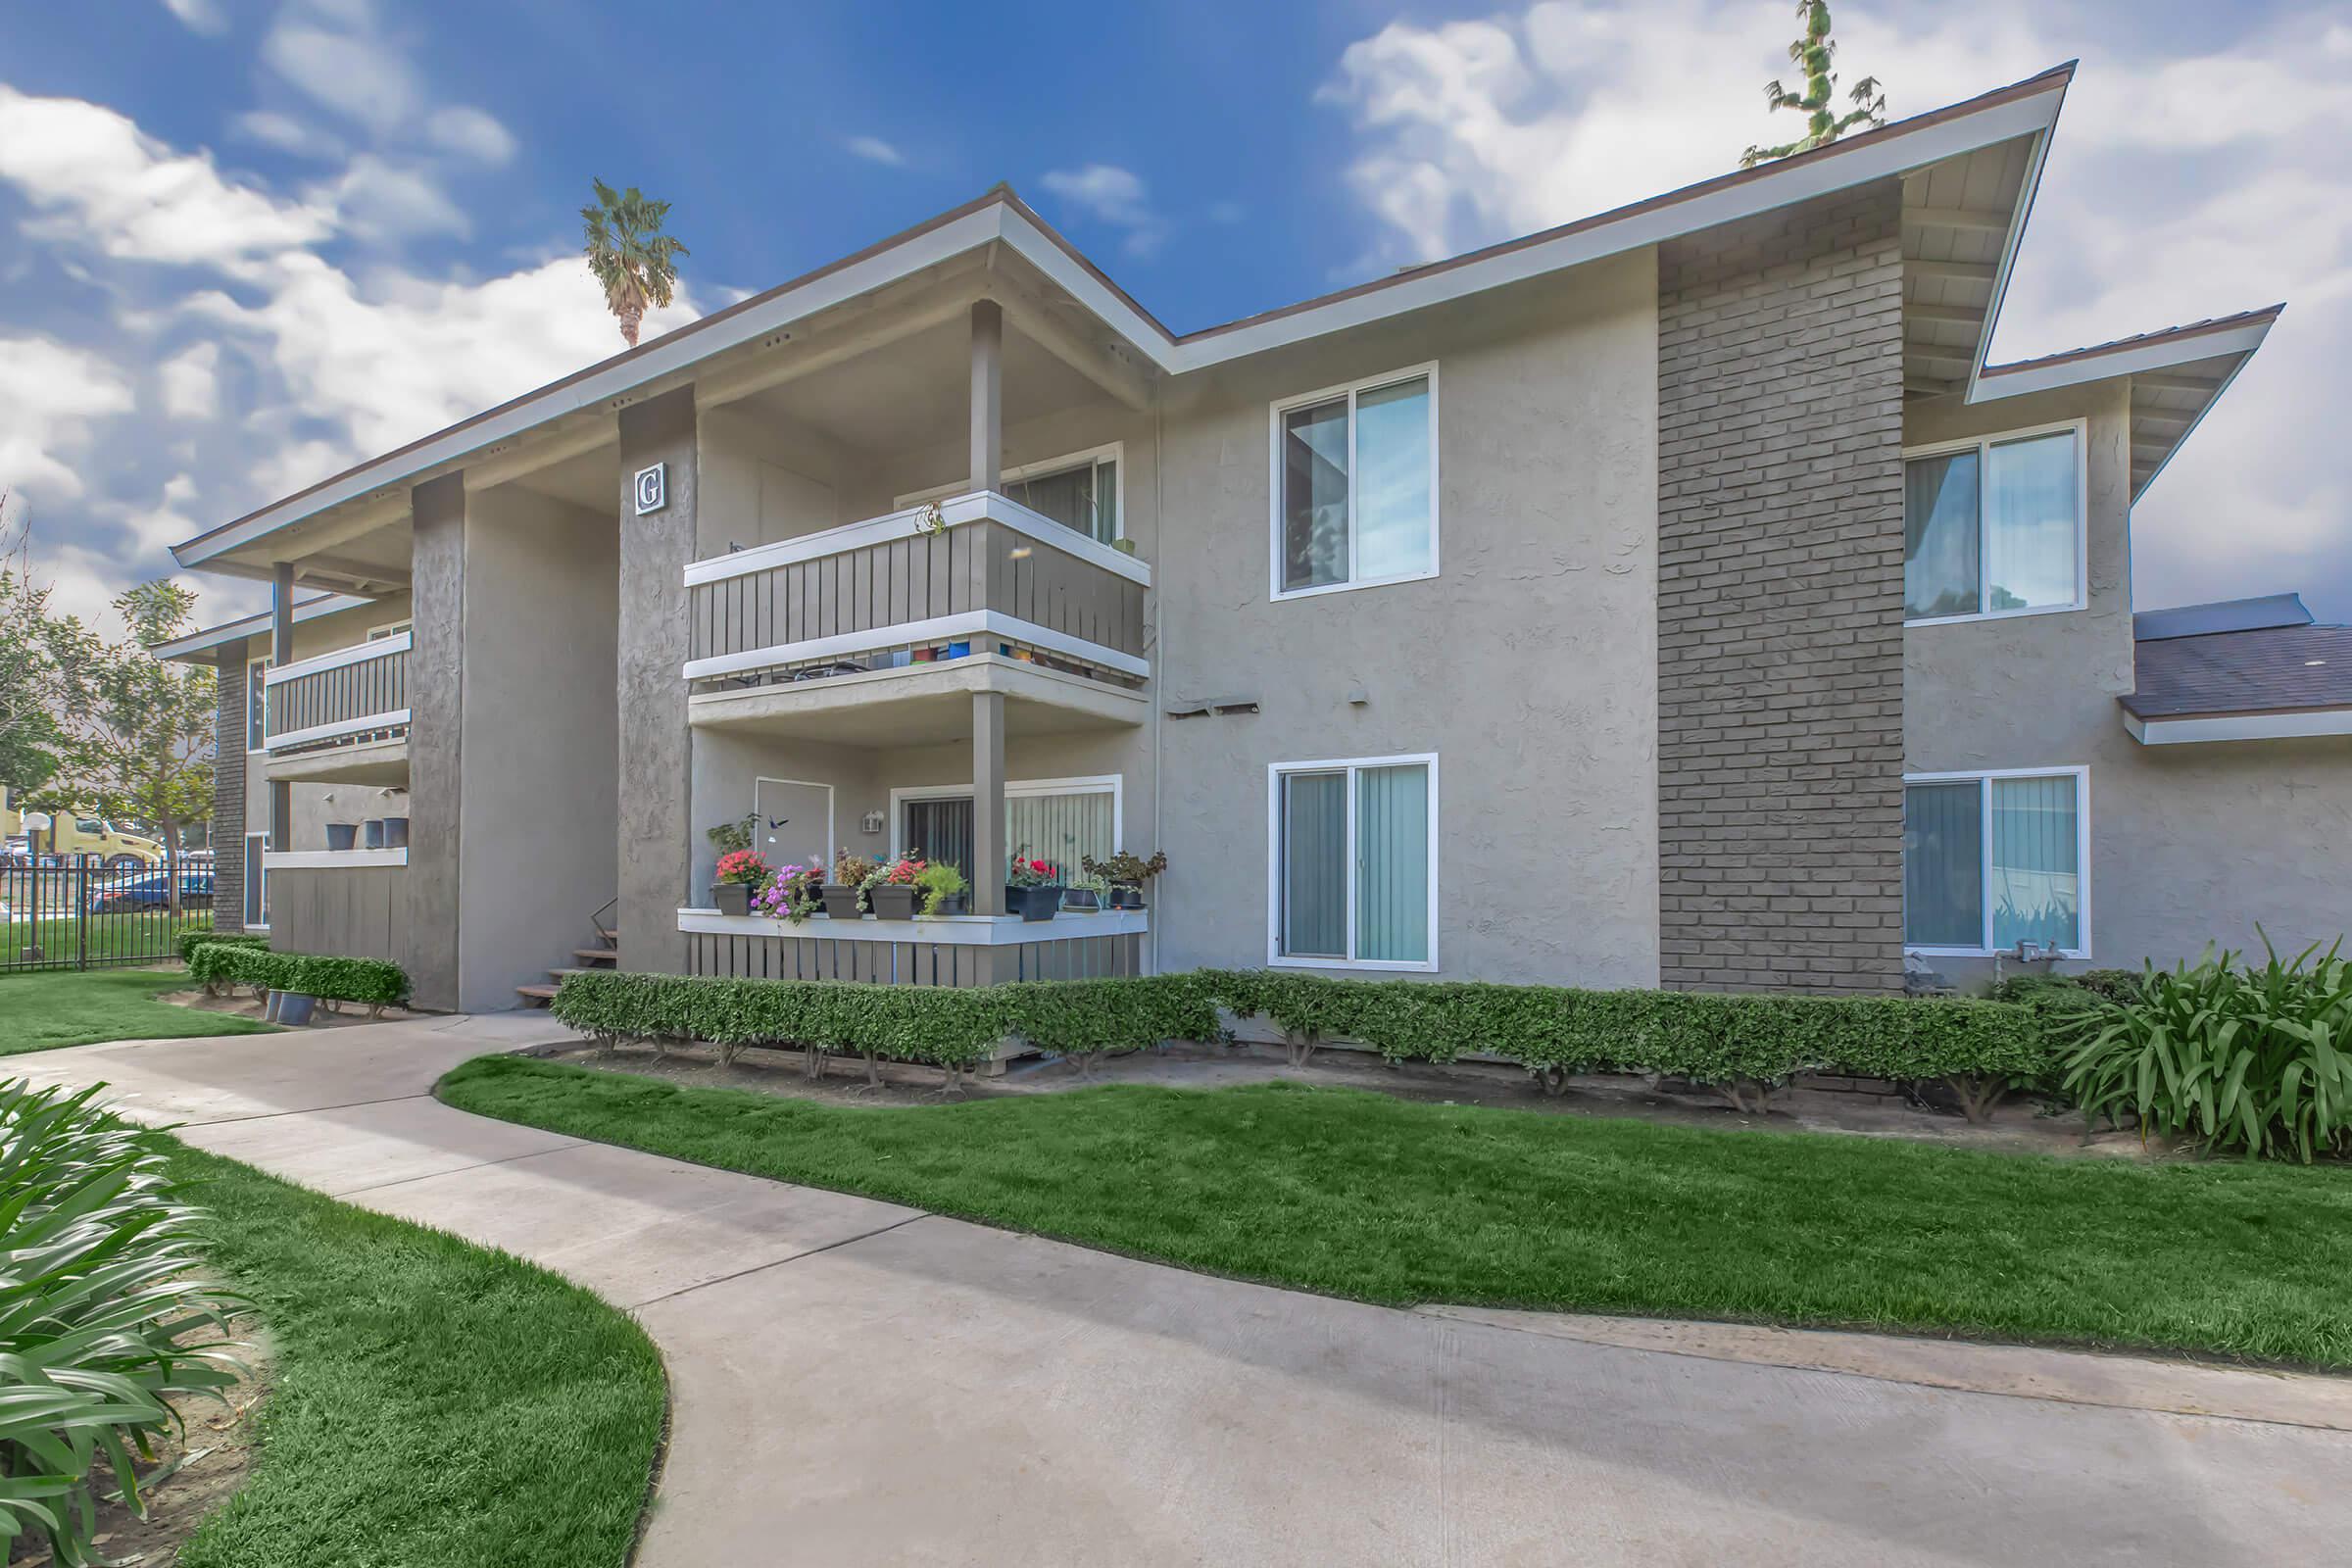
[581,179,688,349]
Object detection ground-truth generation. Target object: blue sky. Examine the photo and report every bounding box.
[4,0,2347,629]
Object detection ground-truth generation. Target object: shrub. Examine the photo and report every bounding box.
[175,930,269,965]
[2051,938,2352,1160]
[187,945,410,1012]
[554,968,2047,1111]
[0,1080,242,1565]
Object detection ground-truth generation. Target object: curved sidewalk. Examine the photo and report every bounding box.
[17,1017,2352,1566]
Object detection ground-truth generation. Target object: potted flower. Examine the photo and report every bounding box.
[1004,854,1061,922]
[865,854,927,919]
[754,862,824,925]
[1083,849,1167,909]
[823,849,876,919]
[915,860,968,916]
[1061,870,1109,912]
[710,849,771,915]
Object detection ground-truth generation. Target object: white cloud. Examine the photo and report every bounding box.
[262,5,422,135]
[310,154,468,241]
[232,109,346,161]
[157,341,220,418]
[845,135,906,168]
[113,474,203,557]
[1318,1,2352,616]
[1040,163,1168,257]
[0,337,135,502]
[426,106,517,166]
[0,86,334,271]
[158,0,228,34]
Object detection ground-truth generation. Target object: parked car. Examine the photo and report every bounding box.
[90,871,215,912]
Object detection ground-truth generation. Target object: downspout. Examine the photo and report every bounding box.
[1150,395,1164,976]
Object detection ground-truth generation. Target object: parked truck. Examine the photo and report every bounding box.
[0,788,169,869]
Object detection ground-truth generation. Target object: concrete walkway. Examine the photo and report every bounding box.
[16,1017,2352,1566]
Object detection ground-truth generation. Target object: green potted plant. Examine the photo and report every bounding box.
[1005,853,1061,922]
[865,855,926,919]
[1083,849,1166,909]
[706,813,756,858]
[710,849,770,915]
[915,860,968,916]
[823,848,876,920]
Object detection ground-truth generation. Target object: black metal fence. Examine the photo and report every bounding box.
[0,857,214,973]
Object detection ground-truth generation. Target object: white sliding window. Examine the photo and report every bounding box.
[1903,768,2087,956]
[243,831,269,929]
[1270,755,1437,970]
[1271,366,1437,598]
[1904,423,2083,623]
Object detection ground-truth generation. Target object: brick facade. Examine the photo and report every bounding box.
[212,642,247,931]
[1654,183,1907,992]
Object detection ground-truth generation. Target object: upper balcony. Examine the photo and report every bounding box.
[262,631,411,785]
[683,491,1150,744]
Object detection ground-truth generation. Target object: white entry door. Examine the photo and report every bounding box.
[753,778,834,873]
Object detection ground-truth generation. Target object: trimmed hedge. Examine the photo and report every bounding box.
[176,930,270,964]
[189,944,410,1010]
[551,967,2045,1104]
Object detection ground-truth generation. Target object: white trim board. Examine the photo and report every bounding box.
[685,490,1149,589]
[264,848,409,870]
[267,710,412,753]
[2125,708,2352,745]
[678,906,1148,946]
[681,611,1149,684]
[173,69,2072,573]
[265,629,411,685]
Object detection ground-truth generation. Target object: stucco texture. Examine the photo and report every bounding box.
[1904,381,2352,980]
[1150,251,1662,986]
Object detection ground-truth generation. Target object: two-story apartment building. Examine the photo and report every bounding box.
[159,62,2348,1013]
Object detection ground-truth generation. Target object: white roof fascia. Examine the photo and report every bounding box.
[153,592,376,662]
[1972,317,2276,402]
[172,72,2071,571]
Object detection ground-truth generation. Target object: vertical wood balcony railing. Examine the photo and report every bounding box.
[264,632,411,754]
[682,492,1150,692]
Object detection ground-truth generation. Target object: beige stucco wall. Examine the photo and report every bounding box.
[1903,382,2352,982]
[1149,249,1662,986]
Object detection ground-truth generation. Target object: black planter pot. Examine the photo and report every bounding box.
[923,893,968,916]
[1061,888,1102,912]
[1108,886,1145,910]
[711,882,752,916]
[363,818,385,849]
[325,823,358,852]
[1006,884,1061,922]
[870,885,919,920]
[381,816,410,849]
[820,885,864,920]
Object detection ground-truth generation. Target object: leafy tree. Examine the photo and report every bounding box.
[49,581,215,907]
[581,179,688,348]
[0,495,77,797]
[1740,1,1886,169]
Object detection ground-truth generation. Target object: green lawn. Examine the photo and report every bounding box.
[0,966,275,1055]
[442,1056,2352,1370]
[170,1144,665,1568]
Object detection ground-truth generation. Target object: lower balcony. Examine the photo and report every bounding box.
[263,632,410,785]
[678,905,1149,987]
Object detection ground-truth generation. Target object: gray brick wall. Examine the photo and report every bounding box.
[212,642,247,931]
[1654,183,1907,993]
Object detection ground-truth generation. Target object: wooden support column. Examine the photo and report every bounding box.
[971,689,1005,916]
[269,562,294,851]
[969,299,1002,494]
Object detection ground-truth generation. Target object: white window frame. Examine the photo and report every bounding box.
[246,654,270,754]
[1267,363,1441,603]
[1901,417,2088,627]
[1265,752,1440,972]
[889,775,1124,863]
[896,442,1126,544]
[1902,764,2091,959]
[368,617,413,640]
[242,830,269,931]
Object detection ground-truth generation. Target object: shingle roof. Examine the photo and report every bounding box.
[2123,621,2352,719]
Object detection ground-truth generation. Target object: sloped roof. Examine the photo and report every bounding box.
[2123,618,2352,719]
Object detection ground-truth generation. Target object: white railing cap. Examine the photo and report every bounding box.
[683,491,1149,590]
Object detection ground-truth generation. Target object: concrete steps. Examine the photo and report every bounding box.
[520,931,617,1008]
